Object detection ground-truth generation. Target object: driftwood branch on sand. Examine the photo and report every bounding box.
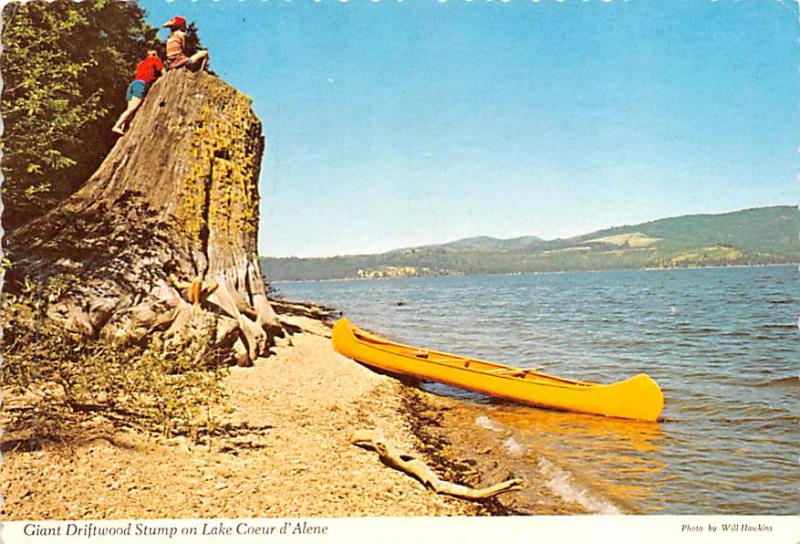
[350,430,524,501]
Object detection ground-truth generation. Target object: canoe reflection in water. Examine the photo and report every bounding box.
[489,405,668,512]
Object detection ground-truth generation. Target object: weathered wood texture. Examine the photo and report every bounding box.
[350,430,525,500]
[6,70,283,365]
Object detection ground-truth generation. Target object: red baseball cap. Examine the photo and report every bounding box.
[163,16,186,29]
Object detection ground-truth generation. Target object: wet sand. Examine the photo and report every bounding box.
[1,307,579,519]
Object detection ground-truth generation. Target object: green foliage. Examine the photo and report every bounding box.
[1,276,228,444]
[1,0,158,230]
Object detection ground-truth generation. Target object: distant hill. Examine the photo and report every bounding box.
[441,235,544,251]
[261,206,800,281]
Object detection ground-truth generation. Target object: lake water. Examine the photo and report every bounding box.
[272,266,799,514]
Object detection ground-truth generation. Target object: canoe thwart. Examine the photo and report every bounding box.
[487,367,545,376]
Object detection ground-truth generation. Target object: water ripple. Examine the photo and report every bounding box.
[276,265,800,514]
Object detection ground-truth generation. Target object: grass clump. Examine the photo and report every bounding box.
[1,276,228,446]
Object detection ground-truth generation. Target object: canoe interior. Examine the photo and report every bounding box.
[351,328,598,390]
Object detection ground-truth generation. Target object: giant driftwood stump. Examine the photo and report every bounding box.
[6,70,283,365]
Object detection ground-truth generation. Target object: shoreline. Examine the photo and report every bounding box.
[266,262,797,284]
[398,386,589,515]
[1,303,579,519]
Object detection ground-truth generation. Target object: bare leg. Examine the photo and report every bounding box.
[111,96,143,135]
[190,50,209,71]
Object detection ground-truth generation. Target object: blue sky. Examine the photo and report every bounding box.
[139,0,799,257]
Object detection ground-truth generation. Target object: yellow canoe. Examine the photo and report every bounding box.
[332,318,664,422]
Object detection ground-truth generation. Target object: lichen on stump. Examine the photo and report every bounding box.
[6,70,284,366]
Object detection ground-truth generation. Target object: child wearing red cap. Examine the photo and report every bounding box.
[111,50,164,135]
[163,16,209,71]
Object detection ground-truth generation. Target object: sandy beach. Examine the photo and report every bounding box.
[1,306,528,520]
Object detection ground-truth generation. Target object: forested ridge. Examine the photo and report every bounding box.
[262,206,800,281]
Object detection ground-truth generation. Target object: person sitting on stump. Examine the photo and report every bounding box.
[163,16,209,71]
[111,50,164,135]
